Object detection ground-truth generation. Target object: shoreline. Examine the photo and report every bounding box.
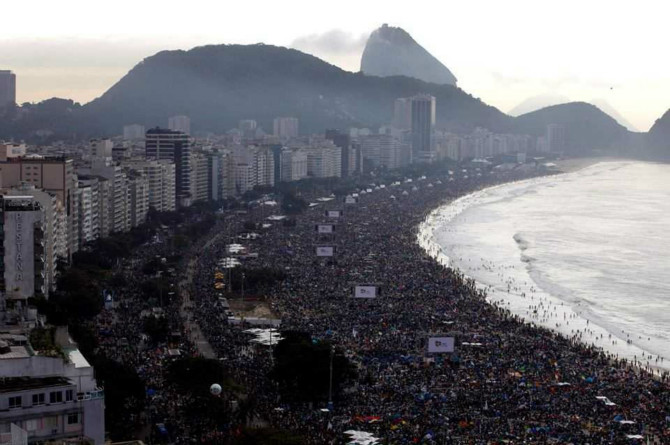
[417,158,669,378]
[186,157,670,443]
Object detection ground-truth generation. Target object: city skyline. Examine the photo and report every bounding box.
[1,0,669,131]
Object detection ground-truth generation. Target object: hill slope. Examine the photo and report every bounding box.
[360,24,457,86]
[513,102,632,155]
[82,44,499,136]
[647,108,670,159]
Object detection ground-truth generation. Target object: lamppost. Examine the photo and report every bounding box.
[328,344,334,411]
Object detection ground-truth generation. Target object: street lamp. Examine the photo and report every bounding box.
[327,344,334,411]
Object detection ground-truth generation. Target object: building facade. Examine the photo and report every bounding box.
[168,115,191,135]
[0,333,105,444]
[0,156,77,258]
[411,95,436,163]
[145,128,191,206]
[0,71,16,108]
[0,196,46,304]
[273,117,299,139]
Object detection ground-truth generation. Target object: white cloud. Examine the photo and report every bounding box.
[290,29,368,72]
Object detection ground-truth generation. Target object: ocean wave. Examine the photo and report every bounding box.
[418,161,670,370]
[513,232,530,251]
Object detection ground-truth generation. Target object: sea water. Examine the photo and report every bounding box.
[419,161,670,372]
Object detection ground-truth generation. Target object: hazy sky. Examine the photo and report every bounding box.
[2,0,669,131]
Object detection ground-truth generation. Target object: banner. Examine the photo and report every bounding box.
[326,210,343,218]
[427,336,455,353]
[316,224,334,234]
[344,196,357,204]
[316,246,335,257]
[354,285,377,299]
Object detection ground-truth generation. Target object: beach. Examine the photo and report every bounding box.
[419,159,670,376]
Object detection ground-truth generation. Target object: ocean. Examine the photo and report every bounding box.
[419,161,670,372]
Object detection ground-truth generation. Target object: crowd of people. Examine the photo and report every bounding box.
[89,162,670,444]
[185,165,670,444]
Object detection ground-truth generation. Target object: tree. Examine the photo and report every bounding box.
[143,316,170,344]
[165,358,233,438]
[93,357,145,441]
[166,357,231,396]
[281,193,307,215]
[271,331,355,403]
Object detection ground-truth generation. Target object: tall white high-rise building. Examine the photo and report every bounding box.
[360,134,402,170]
[168,115,191,135]
[1,188,66,300]
[306,144,342,178]
[239,120,258,139]
[0,196,46,301]
[76,178,100,245]
[124,160,176,212]
[280,149,308,182]
[90,139,113,160]
[127,172,149,227]
[123,124,146,141]
[273,117,299,139]
[393,98,412,130]
[189,152,209,203]
[546,124,566,152]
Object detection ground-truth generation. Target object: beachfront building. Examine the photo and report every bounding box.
[0,156,77,258]
[280,148,308,182]
[124,160,176,212]
[273,117,299,140]
[123,124,146,141]
[305,143,341,179]
[145,128,191,207]
[411,94,436,163]
[168,115,191,135]
[359,134,403,170]
[0,196,47,304]
[0,327,105,444]
[189,152,209,203]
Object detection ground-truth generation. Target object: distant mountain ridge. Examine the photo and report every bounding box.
[509,95,638,132]
[360,24,457,86]
[514,102,631,154]
[0,42,653,158]
[2,44,506,139]
[647,109,670,159]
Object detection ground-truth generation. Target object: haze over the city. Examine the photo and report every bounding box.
[2,0,669,131]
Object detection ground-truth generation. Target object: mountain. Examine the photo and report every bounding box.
[9,44,505,140]
[510,95,637,132]
[508,94,570,116]
[588,99,638,132]
[513,102,633,155]
[360,24,457,86]
[647,109,670,158]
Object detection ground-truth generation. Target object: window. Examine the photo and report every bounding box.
[67,413,80,425]
[32,393,45,405]
[8,396,22,408]
[65,390,73,402]
[44,416,58,429]
[49,391,63,404]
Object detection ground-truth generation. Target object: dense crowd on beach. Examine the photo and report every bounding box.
[186,166,670,444]
[92,163,670,444]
